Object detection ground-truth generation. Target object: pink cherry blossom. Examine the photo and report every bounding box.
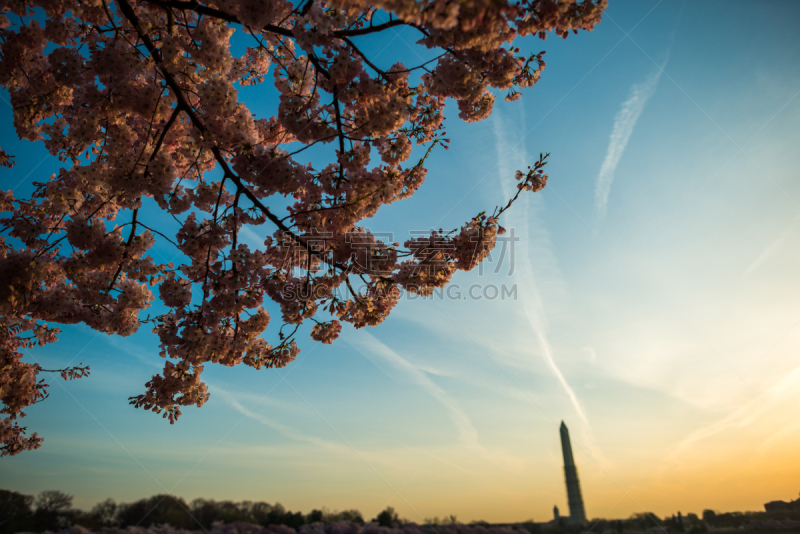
[0,0,604,454]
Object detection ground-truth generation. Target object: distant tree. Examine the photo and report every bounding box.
[92,498,119,527]
[307,509,325,523]
[0,489,34,534]
[375,507,399,527]
[626,512,662,532]
[190,498,222,529]
[190,498,280,528]
[304,507,365,524]
[334,510,364,524]
[709,511,750,529]
[33,490,74,532]
[701,510,716,526]
[34,490,73,514]
[516,521,542,534]
[261,502,290,526]
[663,513,685,533]
[216,500,254,524]
[250,502,276,525]
[116,494,195,529]
[684,513,706,534]
[551,517,568,534]
[71,499,119,530]
[284,511,306,530]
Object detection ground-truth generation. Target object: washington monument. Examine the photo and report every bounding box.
[560,421,587,522]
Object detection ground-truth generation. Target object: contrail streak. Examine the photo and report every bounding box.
[595,59,668,218]
[493,112,588,424]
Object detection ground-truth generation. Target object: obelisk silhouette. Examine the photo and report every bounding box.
[560,421,587,522]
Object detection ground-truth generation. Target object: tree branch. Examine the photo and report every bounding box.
[138,0,411,38]
[332,84,346,187]
[116,0,361,277]
[104,208,138,295]
[342,37,390,82]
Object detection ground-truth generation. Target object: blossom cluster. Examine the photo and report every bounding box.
[0,0,605,453]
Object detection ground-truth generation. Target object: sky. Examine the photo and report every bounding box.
[2,0,800,524]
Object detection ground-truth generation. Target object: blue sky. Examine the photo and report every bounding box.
[2,0,800,523]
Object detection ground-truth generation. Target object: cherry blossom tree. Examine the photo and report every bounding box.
[0,0,606,456]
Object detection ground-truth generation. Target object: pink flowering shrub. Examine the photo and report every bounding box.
[52,522,527,534]
[0,0,606,454]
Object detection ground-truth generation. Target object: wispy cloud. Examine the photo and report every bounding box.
[239,225,266,249]
[105,336,163,370]
[347,331,480,447]
[213,383,493,479]
[539,329,589,425]
[595,61,667,218]
[673,362,800,455]
[212,383,353,453]
[743,213,800,277]
[492,112,588,425]
[758,417,800,456]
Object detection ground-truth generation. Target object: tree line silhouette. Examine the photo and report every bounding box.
[3,489,800,534]
[0,490,365,533]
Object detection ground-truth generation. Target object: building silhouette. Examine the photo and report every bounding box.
[765,493,800,512]
[559,421,587,523]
